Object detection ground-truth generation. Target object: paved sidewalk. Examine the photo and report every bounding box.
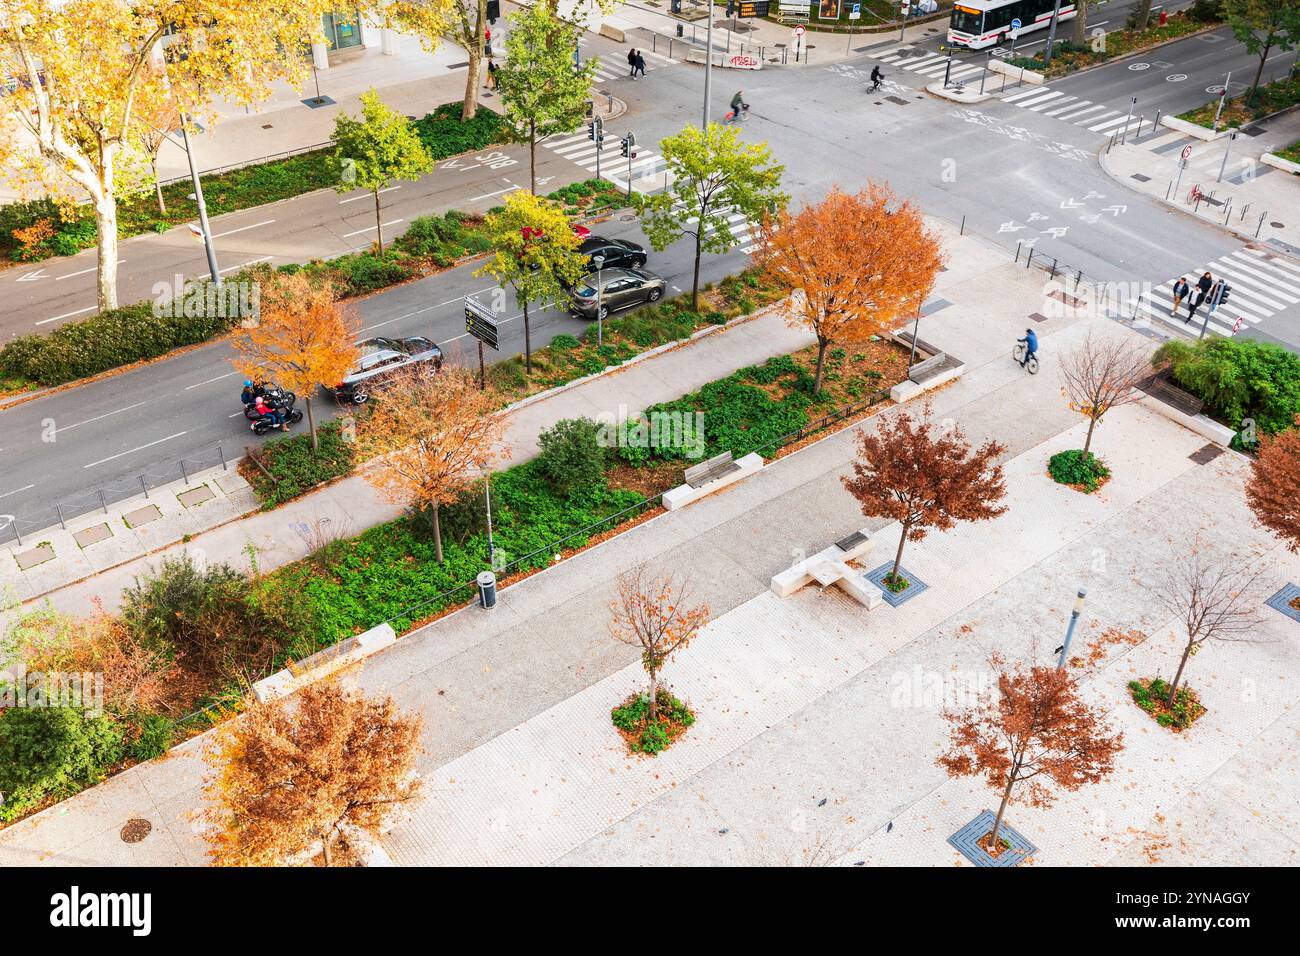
[1100,109,1300,253]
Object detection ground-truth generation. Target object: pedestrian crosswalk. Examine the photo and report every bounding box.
[869,44,995,87]
[999,86,1145,136]
[579,40,676,85]
[1131,247,1300,339]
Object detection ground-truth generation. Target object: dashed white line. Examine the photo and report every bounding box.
[37,305,96,325]
[84,431,188,469]
[211,219,275,239]
[56,402,150,434]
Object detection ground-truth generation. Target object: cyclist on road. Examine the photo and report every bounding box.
[729,90,748,122]
[1018,328,1038,369]
[870,66,884,91]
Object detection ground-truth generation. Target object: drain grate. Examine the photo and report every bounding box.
[1189,443,1225,465]
[1028,312,1049,322]
[1131,173,1151,182]
[885,95,909,105]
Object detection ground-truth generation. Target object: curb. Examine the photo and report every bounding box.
[994,21,1223,87]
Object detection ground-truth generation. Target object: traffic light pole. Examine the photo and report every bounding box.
[703,9,714,128]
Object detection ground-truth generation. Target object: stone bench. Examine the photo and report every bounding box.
[252,622,397,702]
[685,451,741,489]
[663,452,763,511]
[770,529,883,610]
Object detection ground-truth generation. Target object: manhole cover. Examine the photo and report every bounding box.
[1131,173,1151,182]
[620,213,636,221]
[120,819,152,843]
[1189,443,1224,465]
[886,95,909,105]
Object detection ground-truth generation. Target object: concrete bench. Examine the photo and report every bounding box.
[908,351,948,383]
[685,451,741,489]
[770,529,883,610]
[252,622,397,702]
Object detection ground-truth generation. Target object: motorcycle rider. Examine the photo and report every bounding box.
[240,379,263,408]
[253,392,288,430]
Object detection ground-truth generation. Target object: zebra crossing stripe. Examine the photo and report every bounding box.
[1087,114,1131,132]
[1002,88,1049,103]
[1040,98,1084,116]
[1010,89,1062,108]
[1052,102,1105,121]
[1225,254,1300,299]
[1026,92,1070,110]
[1245,249,1300,284]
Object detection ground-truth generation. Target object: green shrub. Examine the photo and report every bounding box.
[411,103,507,160]
[246,418,356,506]
[536,417,609,496]
[549,333,581,350]
[1048,449,1110,492]
[0,196,62,257]
[1154,338,1300,440]
[0,707,125,821]
[610,691,695,755]
[126,713,176,762]
[47,219,97,257]
[0,298,237,386]
[332,251,415,295]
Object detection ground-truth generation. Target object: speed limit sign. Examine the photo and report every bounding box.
[1181,144,1193,161]
[794,24,805,35]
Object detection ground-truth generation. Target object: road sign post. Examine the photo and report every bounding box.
[1212,71,1231,132]
[899,4,909,42]
[1009,20,1021,57]
[1174,144,1192,199]
[464,296,500,390]
[1217,129,1238,184]
[1042,0,1064,66]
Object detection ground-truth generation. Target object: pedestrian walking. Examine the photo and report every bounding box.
[1187,271,1212,323]
[628,48,637,76]
[486,58,498,90]
[634,50,647,78]
[1171,276,1190,316]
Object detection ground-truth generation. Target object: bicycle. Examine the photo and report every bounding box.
[1187,184,1203,205]
[724,104,750,124]
[1013,342,1039,374]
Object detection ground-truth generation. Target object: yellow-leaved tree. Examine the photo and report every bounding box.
[0,0,342,310]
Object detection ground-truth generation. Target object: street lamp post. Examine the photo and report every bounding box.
[1055,587,1087,669]
[1042,0,1064,67]
[703,2,714,128]
[594,254,605,347]
[483,466,496,569]
[907,305,921,369]
[178,112,222,285]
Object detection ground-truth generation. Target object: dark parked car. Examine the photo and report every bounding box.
[578,236,647,271]
[332,335,443,404]
[570,268,666,320]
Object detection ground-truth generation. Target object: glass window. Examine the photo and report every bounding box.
[950,6,984,33]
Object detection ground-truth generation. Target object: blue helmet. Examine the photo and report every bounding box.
[243,380,254,387]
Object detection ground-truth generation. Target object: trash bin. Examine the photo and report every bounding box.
[477,570,498,610]
[676,23,683,38]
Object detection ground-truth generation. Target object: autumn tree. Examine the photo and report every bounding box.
[495,3,596,193]
[608,566,710,724]
[129,71,182,217]
[332,90,434,251]
[755,184,944,394]
[230,271,359,452]
[1149,546,1265,708]
[202,680,423,867]
[1059,330,1152,456]
[843,406,1007,589]
[475,190,588,374]
[640,122,787,310]
[938,659,1124,853]
[1246,415,1300,551]
[1223,0,1300,105]
[0,0,337,310]
[355,366,505,563]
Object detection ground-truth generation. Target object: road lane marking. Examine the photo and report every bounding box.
[342,219,404,238]
[339,186,401,204]
[185,371,242,390]
[211,219,275,239]
[37,305,96,325]
[56,259,123,281]
[84,431,188,468]
[470,185,519,202]
[56,401,150,434]
[218,256,272,274]
[0,484,34,499]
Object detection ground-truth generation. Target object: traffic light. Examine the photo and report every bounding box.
[620,135,629,158]
[1218,283,1231,307]
[726,0,735,16]
[588,122,596,141]
[487,0,500,21]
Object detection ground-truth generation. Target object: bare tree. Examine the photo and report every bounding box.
[1059,331,1152,455]
[608,566,710,724]
[1150,546,1267,707]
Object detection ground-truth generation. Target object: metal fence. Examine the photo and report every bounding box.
[1,445,229,547]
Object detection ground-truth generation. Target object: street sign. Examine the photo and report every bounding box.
[738,1,770,15]
[1181,144,1194,161]
[794,24,805,36]
[849,2,861,17]
[465,297,499,350]
[1010,17,1021,29]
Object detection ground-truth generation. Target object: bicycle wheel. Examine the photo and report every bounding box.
[1013,343,1025,364]
[1026,355,1040,375]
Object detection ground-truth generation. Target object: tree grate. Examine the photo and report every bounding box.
[948,810,1037,867]
[865,562,929,607]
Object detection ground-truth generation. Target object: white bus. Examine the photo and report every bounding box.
[947,0,1077,50]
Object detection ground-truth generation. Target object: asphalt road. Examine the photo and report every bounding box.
[0,212,748,538]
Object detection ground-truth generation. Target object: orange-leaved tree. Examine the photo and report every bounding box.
[608,566,710,724]
[755,183,945,394]
[938,658,1123,854]
[230,271,359,453]
[201,679,423,867]
[1246,414,1300,552]
[842,405,1007,589]
[354,366,506,563]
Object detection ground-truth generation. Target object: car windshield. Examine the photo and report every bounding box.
[575,284,597,297]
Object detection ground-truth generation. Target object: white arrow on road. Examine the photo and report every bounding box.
[998,221,1025,233]
[16,269,48,281]
[1102,205,1127,216]
[1060,198,1083,210]
[1079,213,1101,224]
[1084,190,1106,200]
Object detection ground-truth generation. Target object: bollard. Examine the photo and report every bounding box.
[960,214,966,236]
[1015,239,1023,263]
[477,570,498,610]
[57,503,65,530]
[1165,180,1172,201]
[1256,212,1266,238]
[219,445,227,470]
[1154,109,1162,130]
[140,475,149,499]
[181,459,189,485]
[1050,257,1058,280]
[1074,269,1082,292]
[99,489,107,514]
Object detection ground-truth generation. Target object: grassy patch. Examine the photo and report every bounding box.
[1048,449,1111,493]
[241,418,358,508]
[1129,677,1206,730]
[1277,140,1300,165]
[1179,76,1300,130]
[610,689,695,756]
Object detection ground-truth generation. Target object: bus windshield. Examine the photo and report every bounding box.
[950,6,983,33]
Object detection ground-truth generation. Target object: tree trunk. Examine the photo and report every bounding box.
[1134,0,1153,30]
[462,0,486,120]
[890,523,909,583]
[1167,641,1194,706]
[432,502,444,563]
[812,336,830,394]
[1249,40,1273,106]
[523,299,532,374]
[990,764,1018,849]
[151,160,167,216]
[690,229,703,311]
[92,194,120,311]
[321,828,333,867]
[1082,413,1098,455]
[374,188,384,251]
[306,396,319,453]
[647,666,658,722]
[1072,0,1089,47]
[529,121,537,194]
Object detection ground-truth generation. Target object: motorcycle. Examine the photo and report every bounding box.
[248,403,303,436]
[242,383,296,422]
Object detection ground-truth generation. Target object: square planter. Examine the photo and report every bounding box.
[1265,584,1300,624]
[865,562,929,607]
[948,810,1037,867]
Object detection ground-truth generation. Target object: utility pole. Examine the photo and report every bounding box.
[1212,71,1232,132]
[1217,129,1238,183]
[1055,587,1087,669]
[179,112,221,285]
[1042,0,1064,67]
[703,4,714,129]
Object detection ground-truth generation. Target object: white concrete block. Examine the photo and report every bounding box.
[663,452,764,511]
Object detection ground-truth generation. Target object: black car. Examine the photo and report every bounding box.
[579,236,647,271]
[332,335,443,404]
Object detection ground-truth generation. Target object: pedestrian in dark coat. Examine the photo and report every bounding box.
[628,48,637,76]
[634,51,647,77]
[1171,276,1190,316]
[1187,271,1212,323]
